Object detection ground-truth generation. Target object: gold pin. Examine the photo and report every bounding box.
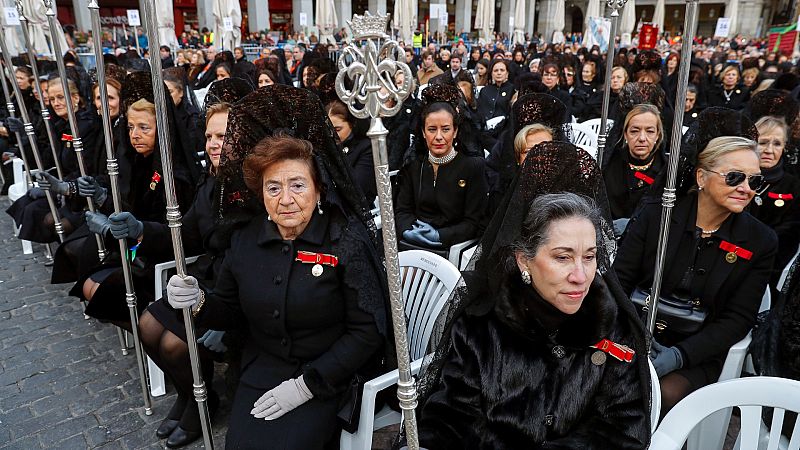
[591,351,607,366]
[149,181,157,190]
[458,179,466,188]
[725,252,737,264]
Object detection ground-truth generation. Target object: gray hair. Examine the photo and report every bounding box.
[507,193,602,270]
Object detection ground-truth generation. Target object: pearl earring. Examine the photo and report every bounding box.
[267,214,272,221]
[317,200,324,215]
[521,270,531,285]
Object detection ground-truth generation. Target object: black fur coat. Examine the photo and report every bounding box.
[417,276,650,449]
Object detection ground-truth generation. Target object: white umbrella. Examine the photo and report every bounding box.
[652,0,665,33]
[619,0,636,45]
[315,0,337,44]
[2,0,24,56]
[583,0,600,42]
[393,0,415,44]
[726,0,738,36]
[156,0,180,48]
[512,0,525,46]
[552,0,565,44]
[24,0,68,56]
[474,0,495,43]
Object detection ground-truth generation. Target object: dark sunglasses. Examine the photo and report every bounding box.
[705,169,765,190]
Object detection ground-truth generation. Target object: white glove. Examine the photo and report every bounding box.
[167,275,200,310]
[250,376,313,420]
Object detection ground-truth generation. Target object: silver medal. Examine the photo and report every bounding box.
[755,196,762,206]
[591,351,607,366]
[312,264,323,277]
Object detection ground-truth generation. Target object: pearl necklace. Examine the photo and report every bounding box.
[428,148,457,165]
[700,227,719,236]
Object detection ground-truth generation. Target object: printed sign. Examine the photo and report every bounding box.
[223,16,233,32]
[299,12,308,26]
[4,7,20,26]
[638,23,658,49]
[715,18,731,37]
[583,17,612,52]
[126,9,141,27]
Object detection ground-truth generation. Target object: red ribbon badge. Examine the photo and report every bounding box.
[634,171,655,185]
[61,133,73,142]
[591,339,635,363]
[295,251,339,267]
[151,171,161,184]
[719,240,753,261]
[767,193,793,200]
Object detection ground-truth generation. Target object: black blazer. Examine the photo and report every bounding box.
[476,81,514,124]
[341,134,377,201]
[706,84,750,111]
[603,145,665,220]
[614,194,778,368]
[749,172,800,272]
[394,153,487,246]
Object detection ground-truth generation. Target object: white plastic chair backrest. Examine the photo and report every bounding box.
[569,122,598,148]
[682,125,689,135]
[649,377,800,450]
[475,85,484,99]
[649,359,661,433]
[760,288,771,314]
[581,118,614,135]
[399,250,461,360]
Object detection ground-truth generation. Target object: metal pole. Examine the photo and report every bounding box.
[596,0,626,166]
[15,1,64,180]
[335,13,419,449]
[43,0,108,261]
[0,56,35,190]
[645,0,700,342]
[133,26,141,56]
[88,0,153,416]
[139,0,214,446]
[0,30,65,243]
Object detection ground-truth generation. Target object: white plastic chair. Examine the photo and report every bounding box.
[149,255,201,397]
[581,118,614,136]
[686,288,772,450]
[339,250,462,450]
[650,377,800,450]
[650,358,662,433]
[569,122,599,149]
[682,125,689,135]
[777,247,799,292]
[8,158,32,254]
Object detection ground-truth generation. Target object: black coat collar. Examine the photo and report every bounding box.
[257,209,329,246]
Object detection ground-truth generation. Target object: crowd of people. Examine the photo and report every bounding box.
[2,27,800,449]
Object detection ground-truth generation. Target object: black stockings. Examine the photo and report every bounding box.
[659,372,693,419]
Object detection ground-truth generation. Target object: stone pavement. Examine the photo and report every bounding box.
[0,196,397,449]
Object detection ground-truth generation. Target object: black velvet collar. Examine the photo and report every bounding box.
[257,209,329,246]
[762,159,785,184]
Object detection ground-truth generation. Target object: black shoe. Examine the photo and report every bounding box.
[166,426,202,448]
[156,418,180,439]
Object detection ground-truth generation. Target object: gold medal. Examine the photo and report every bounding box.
[775,199,785,207]
[312,264,323,277]
[591,351,607,366]
[458,179,466,188]
[725,252,737,263]
[149,181,157,190]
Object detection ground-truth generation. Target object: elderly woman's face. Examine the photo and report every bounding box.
[516,217,598,315]
[757,128,785,169]
[518,131,553,164]
[624,112,660,160]
[127,109,157,157]
[697,149,760,213]
[262,159,319,239]
[722,69,739,87]
[204,111,228,169]
[492,63,508,84]
[610,70,626,91]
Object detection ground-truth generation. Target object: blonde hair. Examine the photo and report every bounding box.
[128,98,156,117]
[514,123,553,160]
[742,67,759,80]
[697,136,758,171]
[719,65,740,83]
[755,116,788,143]
[622,104,663,151]
[47,76,84,109]
[205,102,230,128]
[611,66,628,83]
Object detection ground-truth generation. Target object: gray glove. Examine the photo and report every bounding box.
[650,341,684,377]
[197,330,227,353]
[77,176,108,206]
[85,211,111,236]
[167,275,200,310]
[5,117,24,133]
[35,171,70,195]
[27,187,45,199]
[108,212,144,240]
[251,376,313,420]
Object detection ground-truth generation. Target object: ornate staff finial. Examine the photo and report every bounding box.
[348,12,391,39]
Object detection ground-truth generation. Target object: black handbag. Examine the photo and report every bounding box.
[336,374,365,434]
[631,287,707,335]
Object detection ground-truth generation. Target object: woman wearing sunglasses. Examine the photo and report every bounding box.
[614,134,778,417]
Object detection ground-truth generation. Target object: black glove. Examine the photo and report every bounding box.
[35,172,70,195]
[85,211,111,236]
[77,176,108,206]
[109,212,144,240]
[27,187,45,199]
[5,117,24,134]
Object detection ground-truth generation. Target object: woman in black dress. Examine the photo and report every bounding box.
[476,59,514,127]
[614,114,777,415]
[167,85,391,449]
[325,100,376,201]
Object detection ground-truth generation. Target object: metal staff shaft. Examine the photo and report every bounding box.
[0,58,35,190]
[139,0,213,446]
[0,30,65,243]
[645,0,700,341]
[335,15,418,448]
[597,0,625,166]
[88,0,152,416]
[16,2,64,180]
[43,0,107,261]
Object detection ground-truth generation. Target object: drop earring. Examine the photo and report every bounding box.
[317,200,324,215]
[267,214,272,221]
[521,270,531,285]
